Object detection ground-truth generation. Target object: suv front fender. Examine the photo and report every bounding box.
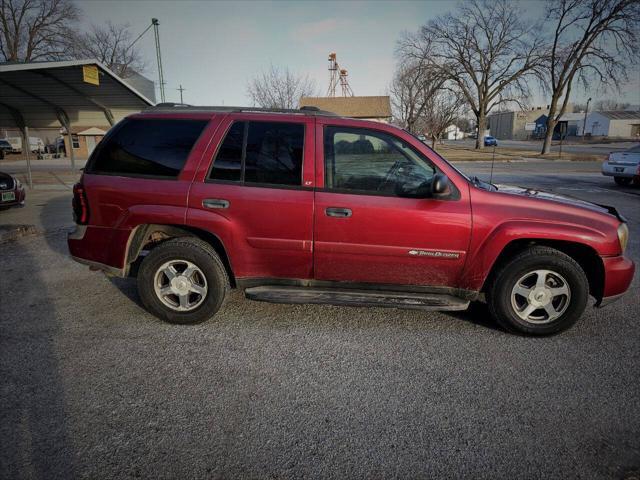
[459,220,612,292]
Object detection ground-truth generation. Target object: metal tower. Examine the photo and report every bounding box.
[327,53,354,97]
[339,68,354,97]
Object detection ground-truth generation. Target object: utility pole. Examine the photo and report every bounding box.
[582,97,592,142]
[126,20,164,104]
[152,18,165,102]
[177,84,186,104]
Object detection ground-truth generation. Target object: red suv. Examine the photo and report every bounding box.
[68,105,634,335]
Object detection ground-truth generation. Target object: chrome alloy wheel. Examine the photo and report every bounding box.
[510,269,571,324]
[153,260,208,312]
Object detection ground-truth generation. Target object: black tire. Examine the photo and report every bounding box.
[137,237,229,324]
[614,176,632,186]
[487,246,589,336]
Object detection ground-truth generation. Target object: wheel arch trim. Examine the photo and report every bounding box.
[123,223,236,286]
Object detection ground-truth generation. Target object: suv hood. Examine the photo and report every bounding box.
[495,184,625,222]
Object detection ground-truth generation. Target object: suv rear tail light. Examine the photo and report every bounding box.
[72,183,90,224]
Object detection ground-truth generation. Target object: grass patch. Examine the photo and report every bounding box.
[433,144,604,162]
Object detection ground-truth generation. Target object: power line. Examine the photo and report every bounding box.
[125,22,153,53]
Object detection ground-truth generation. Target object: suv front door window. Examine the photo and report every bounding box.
[325,127,436,198]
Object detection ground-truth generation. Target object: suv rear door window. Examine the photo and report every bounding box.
[210,121,304,187]
[210,121,245,181]
[88,118,208,178]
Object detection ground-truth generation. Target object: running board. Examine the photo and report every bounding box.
[244,286,470,311]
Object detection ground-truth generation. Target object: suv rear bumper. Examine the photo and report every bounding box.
[598,254,635,306]
[68,224,131,276]
[70,254,125,277]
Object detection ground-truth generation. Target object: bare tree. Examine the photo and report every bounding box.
[73,21,145,77]
[454,116,473,133]
[422,89,465,150]
[594,99,632,111]
[247,65,318,109]
[399,0,543,149]
[539,0,640,154]
[390,60,445,134]
[0,0,80,62]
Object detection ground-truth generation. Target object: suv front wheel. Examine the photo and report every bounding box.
[487,246,589,335]
[137,237,229,324]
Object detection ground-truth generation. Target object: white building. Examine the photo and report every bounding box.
[444,124,464,140]
[584,111,640,139]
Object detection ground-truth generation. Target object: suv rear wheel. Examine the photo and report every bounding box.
[137,237,229,324]
[487,246,589,335]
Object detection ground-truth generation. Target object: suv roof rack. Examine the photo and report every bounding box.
[145,104,337,116]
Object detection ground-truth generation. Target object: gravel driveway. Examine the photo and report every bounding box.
[1,163,638,479]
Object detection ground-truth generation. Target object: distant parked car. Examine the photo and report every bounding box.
[484,136,498,147]
[0,139,12,159]
[4,136,45,154]
[0,171,25,209]
[602,145,640,186]
[30,137,45,154]
[417,134,427,142]
[5,137,22,153]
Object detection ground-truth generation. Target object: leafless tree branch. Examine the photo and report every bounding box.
[539,0,640,154]
[0,0,79,62]
[398,0,544,149]
[71,21,145,77]
[246,65,318,110]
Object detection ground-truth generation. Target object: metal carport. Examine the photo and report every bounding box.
[0,59,154,186]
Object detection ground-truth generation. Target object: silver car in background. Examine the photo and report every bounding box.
[602,145,640,186]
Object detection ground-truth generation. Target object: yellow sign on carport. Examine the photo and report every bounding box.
[82,65,99,86]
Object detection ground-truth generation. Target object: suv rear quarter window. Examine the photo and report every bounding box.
[87,118,208,178]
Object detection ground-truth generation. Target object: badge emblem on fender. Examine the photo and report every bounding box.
[408,249,460,259]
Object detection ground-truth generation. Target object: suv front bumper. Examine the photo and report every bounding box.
[597,255,635,307]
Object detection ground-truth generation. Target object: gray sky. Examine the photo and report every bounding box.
[80,0,640,108]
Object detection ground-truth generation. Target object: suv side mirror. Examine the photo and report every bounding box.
[431,173,450,197]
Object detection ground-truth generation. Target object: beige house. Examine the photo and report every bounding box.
[63,127,107,158]
[299,96,392,122]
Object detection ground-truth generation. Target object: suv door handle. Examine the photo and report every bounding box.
[203,198,230,209]
[325,207,352,218]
